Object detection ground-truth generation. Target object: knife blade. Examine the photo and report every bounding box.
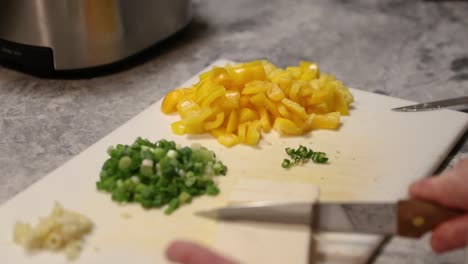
[392,96,468,112]
[195,199,463,238]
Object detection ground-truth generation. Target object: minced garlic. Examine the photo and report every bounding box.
[13,202,93,260]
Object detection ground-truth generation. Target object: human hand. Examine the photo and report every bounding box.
[166,240,237,264]
[409,158,468,253]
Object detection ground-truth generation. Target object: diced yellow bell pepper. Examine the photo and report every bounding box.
[217,133,239,147]
[242,81,269,94]
[217,90,240,111]
[269,69,293,89]
[193,79,209,98]
[211,67,235,88]
[210,127,225,137]
[299,61,312,70]
[177,99,200,118]
[226,110,238,133]
[299,61,319,80]
[161,59,353,147]
[227,61,266,85]
[273,117,302,135]
[162,89,185,114]
[276,103,290,118]
[199,67,215,80]
[301,114,316,132]
[184,124,205,134]
[300,69,319,81]
[245,121,261,145]
[307,102,329,114]
[182,107,213,126]
[267,83,285,101]
[332,89,349,115]
[267,68,286,81]
[299,84,314,97]
[311,112,340,129]
[171,121,186,135]
[286,66,302,79]
[239,108,259,123]
[237,122,248,143]
[265,99,281,119]
[261,60,276,75]
[204,112,225,131]
[201,86,226,107]
[288,82,301,102]
[258,107,272,133]
[336,85,354,105]
[249,92,267,107]
[269,69,289,79]
[307,84,333,106]
[240,95,253,108]
[289,114,305,130]
[275,77,294,91]
[281,98,307,119]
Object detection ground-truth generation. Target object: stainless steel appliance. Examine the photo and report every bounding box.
[0,0,192,76]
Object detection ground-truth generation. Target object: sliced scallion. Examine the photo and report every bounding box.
[282,145,329,169]
[96,137,227,214]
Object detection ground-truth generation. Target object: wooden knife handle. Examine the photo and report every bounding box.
[397,199,464,238]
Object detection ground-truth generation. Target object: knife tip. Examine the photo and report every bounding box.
[194,209,218,220]
[391,108,405,112]
[391,107,416,112]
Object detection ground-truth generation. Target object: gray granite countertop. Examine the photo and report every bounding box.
[1,0,467,263]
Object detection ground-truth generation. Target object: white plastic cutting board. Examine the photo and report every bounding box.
[1,59,468,264]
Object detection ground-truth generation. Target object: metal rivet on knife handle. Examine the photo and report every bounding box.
[411,216,425,228]
[397,199,462,238]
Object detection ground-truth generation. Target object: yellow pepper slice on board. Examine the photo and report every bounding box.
[217,133,239,147]
[162,89,185,114]
[273,117,302,136]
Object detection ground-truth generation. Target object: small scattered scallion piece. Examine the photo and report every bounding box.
[281,145,328,168]
[96,137,227,214]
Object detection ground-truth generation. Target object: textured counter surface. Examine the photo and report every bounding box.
[1,0,467,263]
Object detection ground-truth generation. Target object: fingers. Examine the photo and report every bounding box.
[409,177,449,205]
[409,159,468,253]
[166,240,237,264]
[409,159,468,210]
[431,214,468,253]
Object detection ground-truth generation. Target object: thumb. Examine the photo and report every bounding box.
[431,214,468,253]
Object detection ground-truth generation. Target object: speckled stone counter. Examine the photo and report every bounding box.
[1,0,467,263]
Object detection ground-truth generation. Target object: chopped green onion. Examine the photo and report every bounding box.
[153,148,166,162]
[213,161,227,175]
[167,149,178,159]
[282,159,292,168]
[118,156,132,171]
[184,176,196,187]
[282,145,329,168]
[164,198,180,214]
[140,159,154,177]
[311,152,328,163]
[206,185,220,195]
[96,138,227,214]
[178,192,192,204]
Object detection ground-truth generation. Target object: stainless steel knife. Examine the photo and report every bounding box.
[195,199,463,238]
[392,96,468,112]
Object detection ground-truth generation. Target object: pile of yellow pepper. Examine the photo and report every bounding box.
[161,60,354,147]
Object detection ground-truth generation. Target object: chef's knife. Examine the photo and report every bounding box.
[392,96,468,112]
[195,199,463,238]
